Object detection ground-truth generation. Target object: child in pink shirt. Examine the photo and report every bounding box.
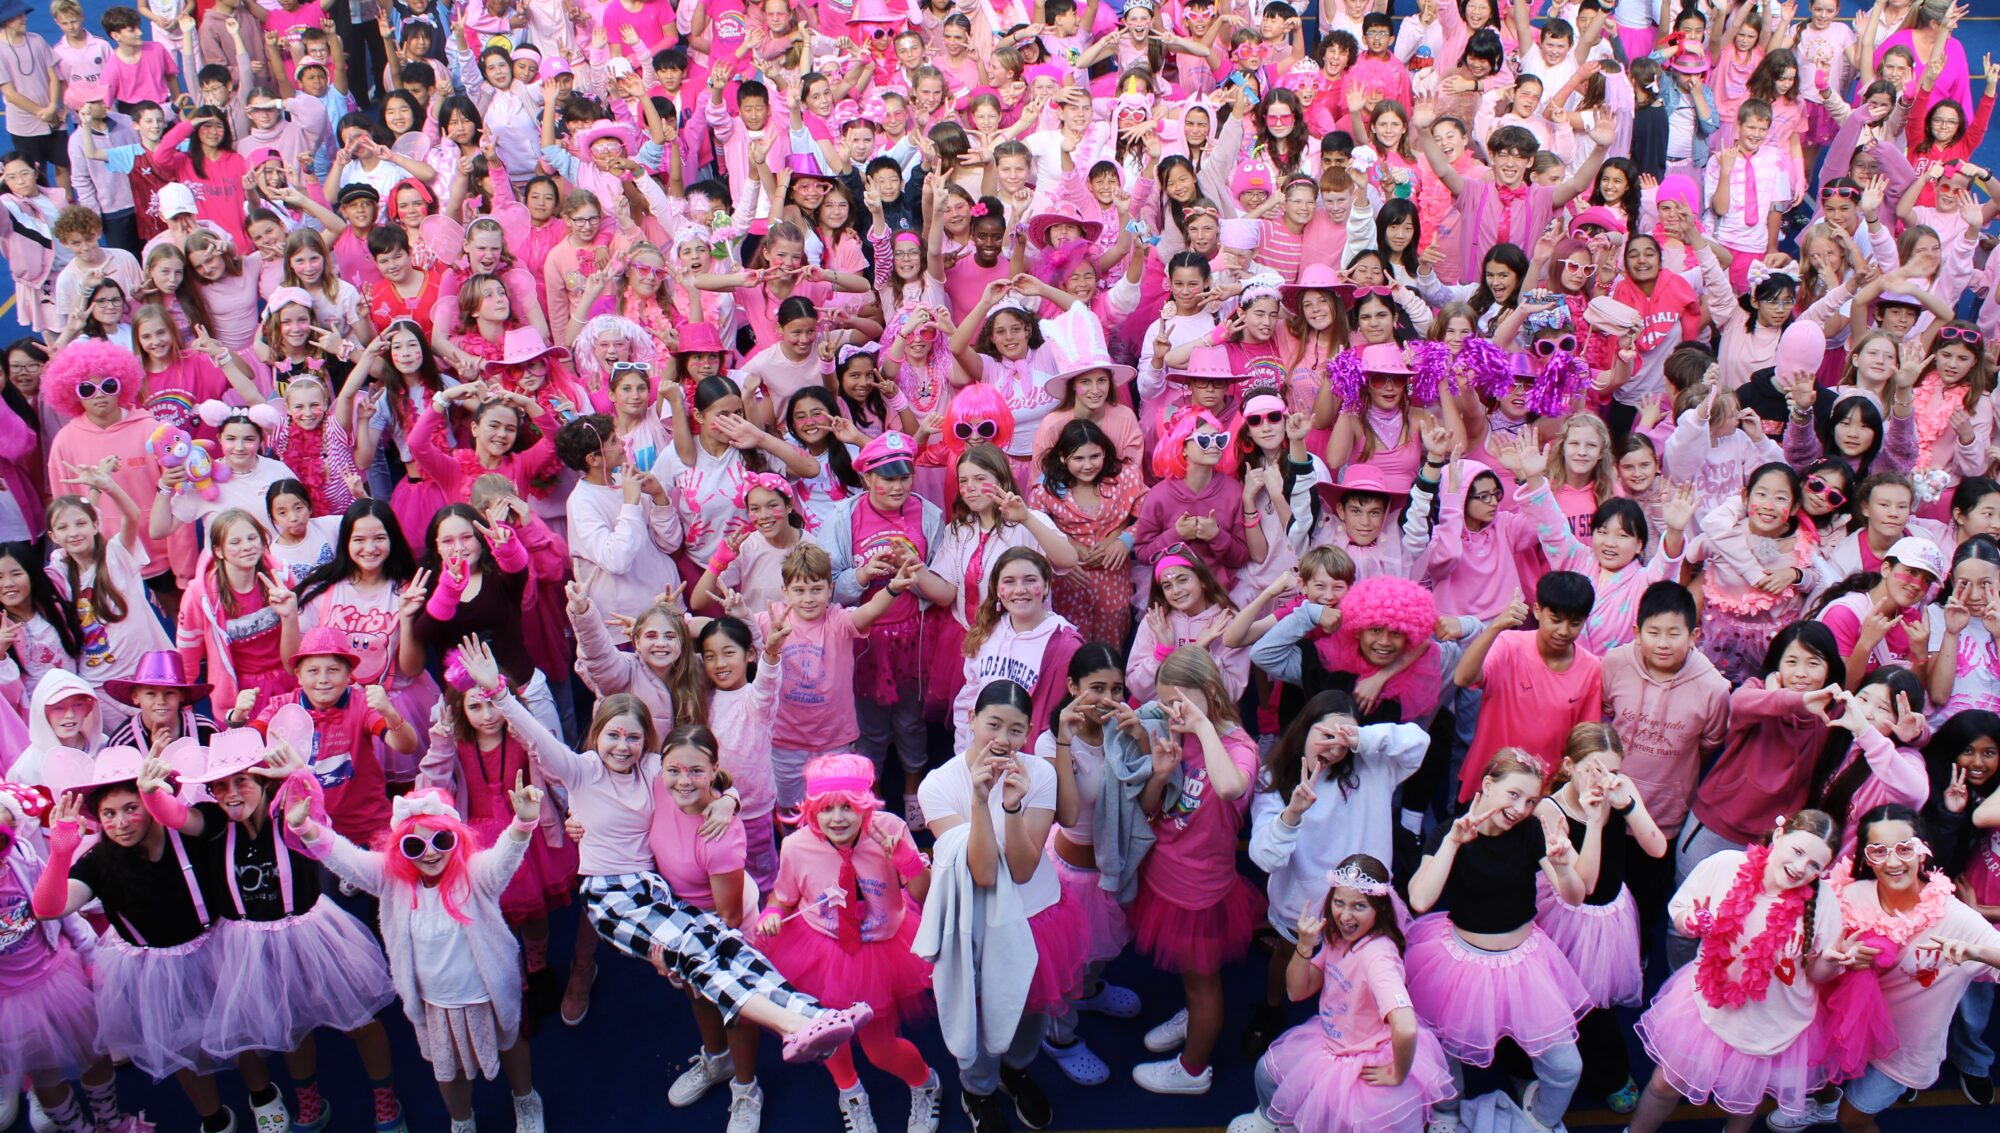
[698,614,785,893]
[756,754,939,1132]
[1452,572,1605,802]
[99,8,177,109]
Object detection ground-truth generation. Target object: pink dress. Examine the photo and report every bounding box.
[757,818,934,1024]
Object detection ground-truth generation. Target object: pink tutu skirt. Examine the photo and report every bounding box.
[1025,896,1092,1016]
[1129,873,1266,975]
[1402,915,1590,1066]
[919,607,968,721]
[1264,1026,1457,1133]
[471,819,577,925]
[93,929,223,1080]
[1533,876,1643,1009]
[1049,841,1131,966]
[204,899,397,1060]
[0,943,100,1079]
[760,906,934,1027]
[1635,965,1827,1115]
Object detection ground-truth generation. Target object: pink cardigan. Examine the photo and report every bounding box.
[0,405,44,538]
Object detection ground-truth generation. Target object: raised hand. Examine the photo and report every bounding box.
[1943,764,1971,813]
[456,635,503,691]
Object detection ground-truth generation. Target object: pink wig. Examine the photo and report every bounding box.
[942,382,1016,459]
[1335,576,1437,645]
[794,752,883,843]
[1152,409,1240,480]
[44,340,144,419]
[378,789,486,925]
[571,314,660,391]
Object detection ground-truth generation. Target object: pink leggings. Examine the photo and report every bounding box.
[824,1018,931,1090]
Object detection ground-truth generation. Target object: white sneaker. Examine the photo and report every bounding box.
[511,1090,545,1133]
[668,1048,736,1106]
[1133,1057,1212,1095]
[1227,1111,1281,1133]
[1768,1089,1842,1131]
[449,1120,477,1133]
[1143,1008,1189,1053]
[1427,1114,1462,1133]
[249,1093,289,1133]
[837,1085,879,1133]
[1519,1082,1566,1133]
[726,1080,764,1133]
[907,1070,942,1133]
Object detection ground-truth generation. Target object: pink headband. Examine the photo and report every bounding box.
[733,471,819,531]
[806,774,876,797]
[1153,553,1197,579]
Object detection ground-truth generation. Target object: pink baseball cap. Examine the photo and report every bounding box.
[855,431,917,477]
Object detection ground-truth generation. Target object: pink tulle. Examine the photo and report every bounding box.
[1534,876,1644,1009]
[1025,896,1092,1015]
[1129,874,1265,974]
[1049,845,1131,966]
[1810,937,1900,1082]
[1263,1024,1457,1133]
[760,903,935,1027]
[94,931,225,1081]
[1402,914,1590,1066]
[0,942,99,1079]
[204,901,397,1060]
[1636,966,1828,1115]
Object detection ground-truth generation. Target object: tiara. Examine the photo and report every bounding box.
[1326,862,1391,897]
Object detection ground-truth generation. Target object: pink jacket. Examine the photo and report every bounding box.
[0,405,44,538]
[1689,679,1832,845]
[1519,480,1681,655]
[0,188,68,332]
[704,84,792,235]
[1413,465,1535,620]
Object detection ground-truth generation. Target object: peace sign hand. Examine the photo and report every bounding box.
[1892,691,1926,744]
[397,568,432,619]
[261,572,299,619]
[763,604,792,661]
[1944,764,1971,813]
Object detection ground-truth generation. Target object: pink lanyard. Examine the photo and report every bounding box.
[224,821,295,918]
[115,830,208,947]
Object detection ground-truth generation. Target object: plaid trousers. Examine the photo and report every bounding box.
[582,873,824,1023]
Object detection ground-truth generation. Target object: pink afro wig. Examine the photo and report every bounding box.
[1153,409,1241,480]
[44,340,144,419]
[378,789,485,924]
[794,752,883,842]
[942,382,1016,457]
[1335,575,1437,645]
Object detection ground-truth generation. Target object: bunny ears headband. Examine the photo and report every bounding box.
[198,400,286,433]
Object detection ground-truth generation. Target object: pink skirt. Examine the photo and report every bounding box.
[418,1001,511,1082]
[1129,872,1266,975]
[94,929,223,1081]
[1636,965,1826,1115]
[1402,915,1590,1066]
[919,606,969,721]
[1533,877,1644,1009]
[0,942,100,1079]
[760,905,934,1028]
[204,899,398,1060]
[1264,1026,1457,1133]
[1025,896,1092,1016]
[1049,839,1131,966]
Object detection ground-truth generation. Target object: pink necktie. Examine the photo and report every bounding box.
[1740,151,1758,228]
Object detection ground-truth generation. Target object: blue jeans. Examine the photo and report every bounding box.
[1951,981,1995,1078]
[1844,1064,1913,1115]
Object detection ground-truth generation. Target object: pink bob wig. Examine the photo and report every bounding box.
[1152,408,1241,480]
[44,340,144,418]
[378,788,486,925]
[942,381,1016,457]
[1335,575,1437,646]
[793,752,884,841]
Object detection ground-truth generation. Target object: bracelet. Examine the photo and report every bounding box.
[1002,801,1024,815]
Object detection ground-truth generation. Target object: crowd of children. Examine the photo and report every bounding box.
[3,0,2000,1130]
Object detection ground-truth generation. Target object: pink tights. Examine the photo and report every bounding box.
[824,1018,931,1090]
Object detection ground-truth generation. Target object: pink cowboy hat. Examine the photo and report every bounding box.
[1165,345,1253,386]
[1317,464,1411,507]
[1025,201,1105,250]
[672,323,728,356]
[575,120,640,155]
[40,746,147,799]
[496,326,571,367]
[103,650,212,707]
[1278,264,1344,314]
[288,626,362,673]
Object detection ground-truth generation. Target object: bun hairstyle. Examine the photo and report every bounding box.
[43,340,144,417]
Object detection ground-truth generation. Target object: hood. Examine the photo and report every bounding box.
[27,670,102,758]
[1004,611,1074,651]
[1636,641,1720,691]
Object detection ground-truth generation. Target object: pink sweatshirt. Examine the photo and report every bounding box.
[1412,468,1535,620]
[1519,480,1681,655]
[1132,474,1249,590]
[1126,603,1250,705]
[708,658,781,822]
[1689,680,1833,845]
[1827,728,1930,861]
[1599,643,1732,833]
[45,412,167,576]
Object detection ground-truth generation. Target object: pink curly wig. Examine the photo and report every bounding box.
[378,789,486,925]
[1153,409,1241,480]
[44,340,144,419]
[793,752,883,843]
[942,382,1016,458]
[1335,575,1437,645]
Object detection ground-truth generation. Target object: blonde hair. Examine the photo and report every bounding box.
[1552,412,1616,504]
[1156,646,1241,729]
[781,543,832,585]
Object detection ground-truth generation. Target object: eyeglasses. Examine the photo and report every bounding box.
[629,264,662,277]
[1345,285,1395,299]
[1532,336,1578,357]
[1804,474,1846,508]
[1862,837,1929,865]
[77,377,122,399]
[1191,431,1231,450]
[399,828,458,859]
[567,213,603,225]
[1468,488,1503,503]
[1556,260,1595,277]
[611,360,652,373]
[953,419,1000,441]
[1940,325,1985,347]
[1243,411,1284,426]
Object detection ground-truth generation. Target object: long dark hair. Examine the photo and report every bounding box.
[297,498,420,607]
[1469,243,1529,323]
[2,336,47,438]
[695,375,771,473]
[1322,852,1404,952]
[1760,619,1842,680]
[1590,156,1643,235]
[185,106,234,176]
[784,387,862,492]
[1044,642,1124,736]
[0,538,82,659]
[1937,534,2000,608]
[1819,397,1885,479]
[1039,418,1123,497]
[1848,803,1927,882]
[1263,690,1362,801]
[1813,665,1925,826]
[1922,709,2000,820]
[1374,198,1421,279]
[420,503,496,579]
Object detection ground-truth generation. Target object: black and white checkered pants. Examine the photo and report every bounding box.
[582,873,826,1024]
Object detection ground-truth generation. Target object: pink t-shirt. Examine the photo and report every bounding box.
[1459,629,1603,801]
[647,801,747,911]
[51,35,111,85]
[718,531,792,614]
[773,815,913,942]
[102,43,175,106]
[759,603,860,751]
[143,355,232,434]
[1820,591,1923,671]
[1312,934,1416,1056]
[600,0,678,57]
[1144,726,1258,909]
[1837,879,2000,1088]
[742,345,823,420]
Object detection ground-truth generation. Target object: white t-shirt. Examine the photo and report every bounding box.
[918,755,1061,916]
[269,516,343,586]
[1927,617,2000,721]
[411,884,490,1008]
[1032,729,1105,846]
[1670,850,1842,1056]
[52,537,173,690]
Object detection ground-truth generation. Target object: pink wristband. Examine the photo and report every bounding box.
[1209,323,1231,346]
[710,542,740,572]
[891,838,927,879]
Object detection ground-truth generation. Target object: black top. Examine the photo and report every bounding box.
[1553,797,1633,907]
[1425,817,1545,934]
[71,822,223,948]
[192,803,325,922]
[1736,372,1836,442]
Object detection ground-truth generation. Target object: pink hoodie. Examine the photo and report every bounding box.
[1598,642,1731,833]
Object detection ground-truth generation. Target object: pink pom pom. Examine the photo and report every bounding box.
[1325,349,1366,411]
[1525,352,1592,418]
[1409,341,1449,407]
[1457,338,1517,400]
